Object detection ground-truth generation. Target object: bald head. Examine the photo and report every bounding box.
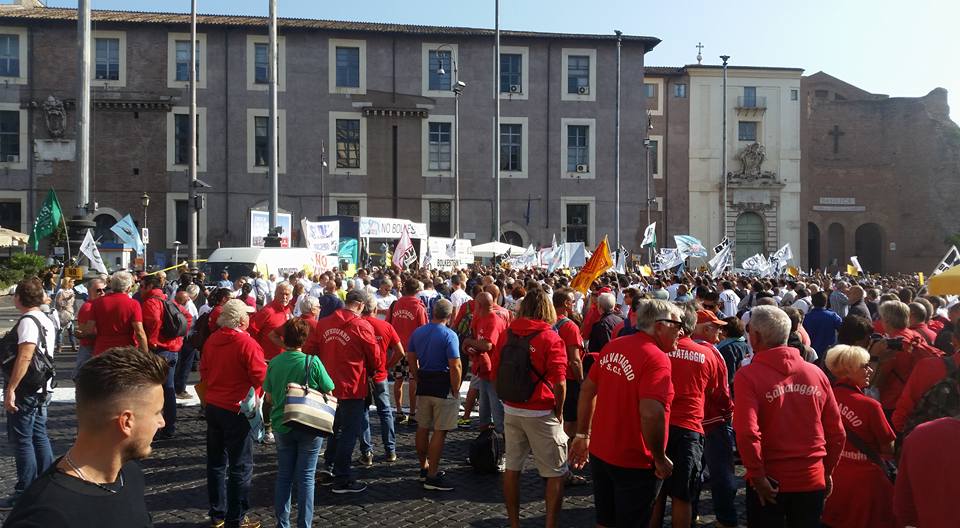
[848,286,864,303]
[476,292,494,312]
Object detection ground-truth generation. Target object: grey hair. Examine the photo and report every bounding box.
[678,302,698,336]
[275,281,293,294]
[299,295,319,314]
[218,299,249,329]
[879,300,909,331]
[186,284,200,298]
[597,292,616,312]
[749,306,791,348]
[109,271,134,293]
[86,277,105,289]
[364,294,378,313]
[432,298,454,320]
[636,299,683,333]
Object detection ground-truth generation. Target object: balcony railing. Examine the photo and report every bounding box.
[736,96,767,109]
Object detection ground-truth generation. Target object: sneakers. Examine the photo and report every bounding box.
[385,451,397,463]
[175,391,192,400]
[422,474,455,491]
[396,414,409,425]
[263,432,275,445]
[317,467,335,486]
[357,452,374,468]
[331,480,367,494]
[0,494,18,511]
[209,519,225,528]
[457,418,472,429]
[419,468,446,482]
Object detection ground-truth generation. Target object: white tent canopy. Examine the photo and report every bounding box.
[0,227,29,247]
[472,241,526,257]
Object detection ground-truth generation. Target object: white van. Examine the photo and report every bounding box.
[202,247,338,282]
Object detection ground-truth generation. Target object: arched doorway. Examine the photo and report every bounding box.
[827,223,845,270]
[855,223,883,273]
[807,223,821,271]
[735,212,764,267]
[500,231,523,247]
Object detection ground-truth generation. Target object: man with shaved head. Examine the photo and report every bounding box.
[462,292,510,435]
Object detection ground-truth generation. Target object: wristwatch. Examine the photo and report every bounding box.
[575,433,590,439]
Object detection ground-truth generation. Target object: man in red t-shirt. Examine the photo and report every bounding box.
[140,273,189,438]
[309,290,379,494]
[733,306,845,527]
[73,277,105,376]
[569,299,681,528]
[552,288,583,441]
[359,296,403,463]
[247,281,293,362]
[462,292,509,434]
[894,416,960,528]
[386,279,427,424]
[84,271,148,356]
[651,305,726,528]
[874,300,942,413]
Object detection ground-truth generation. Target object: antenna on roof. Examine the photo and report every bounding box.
[696,42,704,64]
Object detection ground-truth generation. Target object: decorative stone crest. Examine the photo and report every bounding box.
[729,142,778,183]
[42,95,66,138]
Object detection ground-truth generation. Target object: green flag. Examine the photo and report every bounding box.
[29,189,63,251]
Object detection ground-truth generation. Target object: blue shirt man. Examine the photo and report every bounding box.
[802,291,843,358]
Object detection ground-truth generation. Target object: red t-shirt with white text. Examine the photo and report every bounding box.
[588,332,674,469]
[387,295,427,350]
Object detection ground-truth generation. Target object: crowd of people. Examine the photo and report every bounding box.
[2,261,959,527]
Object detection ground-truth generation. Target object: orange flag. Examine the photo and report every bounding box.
[570,236,614,294]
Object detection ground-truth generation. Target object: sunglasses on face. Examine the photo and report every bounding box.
[656,318,682,329]
[95,288,106,293]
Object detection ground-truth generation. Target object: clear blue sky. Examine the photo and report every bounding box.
[48,0,958,120]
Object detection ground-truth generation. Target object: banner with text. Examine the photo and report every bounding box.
[359,217,428,240]
[301,219,340,255]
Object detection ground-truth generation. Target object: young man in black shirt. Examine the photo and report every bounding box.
[3,346,168,527]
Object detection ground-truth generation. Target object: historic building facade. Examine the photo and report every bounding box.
[0,2,659,265]
[645,65,804,266]
[800,72,960,274]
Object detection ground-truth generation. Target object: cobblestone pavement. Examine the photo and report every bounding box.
[0,296,748,527]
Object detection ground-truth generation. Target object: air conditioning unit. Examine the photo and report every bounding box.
[509,84,521,93]
[577,86,590,95]
[5,155,18,163]
[575,164,589,173]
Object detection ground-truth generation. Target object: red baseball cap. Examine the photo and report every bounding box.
[598,287,612,293]
[696,309,727,326]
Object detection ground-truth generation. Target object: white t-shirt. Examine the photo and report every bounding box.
[375,293,398,319]
[17,310,57,393]
[450,288,471,314]
[719,289,741,318]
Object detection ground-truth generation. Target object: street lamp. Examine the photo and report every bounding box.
[173,240,181,268]
[436,45,465,238]
[140,191,150,270]
[720,54,730,241]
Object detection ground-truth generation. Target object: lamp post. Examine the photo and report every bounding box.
[140,191,150,270]
[614,29,622,250]
[437,47,465,238]
[173,240,181,267]
[644,113,654,263]
[720,54,730,241]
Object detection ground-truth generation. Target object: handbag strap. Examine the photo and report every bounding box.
[835,384,888,469]
[302,353,316,388]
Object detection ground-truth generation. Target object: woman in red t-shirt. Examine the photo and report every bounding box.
[822,344,896,528]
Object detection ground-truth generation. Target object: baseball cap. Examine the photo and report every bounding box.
[696,309,727,326]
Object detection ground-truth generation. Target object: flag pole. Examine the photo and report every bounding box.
[60,209,72,262]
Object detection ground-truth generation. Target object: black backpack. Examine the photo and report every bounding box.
[588,313,623,352]
[496,330,546,404]
[159,298,189,339]
[900,357,960,443]
[469,428,504,474]
[0,314,57,396]
[188,311,212,350]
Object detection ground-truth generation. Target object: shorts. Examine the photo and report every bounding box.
[503,412,568,478]
[663,425,704,501]
[591,454,661,528]
[392,357,410,381]
[416,395,460,431]
[562,379,581,422]
[469,375,481,391]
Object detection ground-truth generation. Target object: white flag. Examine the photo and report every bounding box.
[641,222,657,248]
[932,246,960,276]
[615,247,627,274]
[713,237,730,255]
[548,239,565,273]
[421,243,432,270]
[652,248,684,272]
[79,229,108,274]
[392,226,417,268]
[850,255,864,274]
[708,244,733,279]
